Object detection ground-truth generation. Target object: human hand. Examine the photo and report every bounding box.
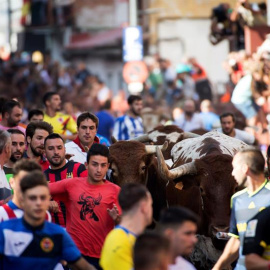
[107,203,120,222]
[49,200,60,213]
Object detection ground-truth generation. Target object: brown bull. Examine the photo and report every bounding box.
[109,141,168,219]
[156,131,248,245]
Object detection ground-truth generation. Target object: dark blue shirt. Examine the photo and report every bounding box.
[96,111,115,141]
[0,218,81,269]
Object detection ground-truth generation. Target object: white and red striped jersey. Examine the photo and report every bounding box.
[0,200,52,222]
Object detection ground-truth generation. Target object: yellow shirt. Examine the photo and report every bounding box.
[100,227,136,270]
[43,112,77,135]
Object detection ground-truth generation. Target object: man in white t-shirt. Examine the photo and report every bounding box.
[174,99,203,132]
[217,112,255,145]
[158,207,198,270]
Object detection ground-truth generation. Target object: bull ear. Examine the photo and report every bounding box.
[111,136,118,144]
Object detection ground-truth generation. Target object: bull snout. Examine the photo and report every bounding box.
[210,226,230,239]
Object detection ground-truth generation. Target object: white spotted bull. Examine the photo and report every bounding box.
[156,130,248,246]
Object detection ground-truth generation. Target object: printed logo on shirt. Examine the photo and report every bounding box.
[58,118,64,123]
[245,219,258,237]
[248,201,256,209]
[66,172,73,178]
[3,229,33,256]
[237,222,247,233]
[77,192,102,221]
[40,237,54,252]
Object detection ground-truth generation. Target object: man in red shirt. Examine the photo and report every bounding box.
[44,133,87,227]
[49,143,120,270]
[23,121,53,170]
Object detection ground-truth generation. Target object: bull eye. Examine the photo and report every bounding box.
[141,166,146,171]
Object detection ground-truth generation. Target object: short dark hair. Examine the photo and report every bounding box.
[119,183,149,213]
[28,109,44,121]
[86,143,109,163]
[26,121,53,140]
[77,112,99,129]
[44,133,64,147]
[238,148,265,175]
[2,100,21,117]
[134,231,170,270]
[159,206,199,230]
[101,100,111,110]
[127,95,142,105]
[7,128,25,137]
[13,159,42,177]
[43,91,59,106]
[20,170,48,194]
[220,112,236,123]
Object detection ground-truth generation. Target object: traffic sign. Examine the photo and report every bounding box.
[122,61,148,84]
[123,26,143,62]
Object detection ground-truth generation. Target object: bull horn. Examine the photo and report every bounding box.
[182,132,200,139]
[111,136,118,144]
[132,134,150,142]
[145,141,168,154]
[156,146,197,181]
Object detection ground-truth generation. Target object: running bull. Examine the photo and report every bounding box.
[156,130,248,242]
[110,130,248,243]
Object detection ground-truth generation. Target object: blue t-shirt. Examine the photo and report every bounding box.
[96,111,115,141]
[0,218,81,269]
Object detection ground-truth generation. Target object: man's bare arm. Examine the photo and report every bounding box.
[212,237,240,270]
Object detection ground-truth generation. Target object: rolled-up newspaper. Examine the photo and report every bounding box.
[216,232,231,240]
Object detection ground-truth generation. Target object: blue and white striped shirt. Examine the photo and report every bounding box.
[113,115,144,140]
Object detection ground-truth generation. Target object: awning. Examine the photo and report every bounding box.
[66,28,123,50]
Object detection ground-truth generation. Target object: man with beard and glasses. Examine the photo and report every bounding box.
[24,121,53,171]
[213,148,270,270]
[217,112,255,145]
[44,133,87,227]
[0,100,25,134]
[174,99,203,132]
[113,95,144,140]
[43,92,77,141]
[3,129,25,187]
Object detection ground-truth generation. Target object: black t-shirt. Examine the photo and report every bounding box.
[243,206,270,259]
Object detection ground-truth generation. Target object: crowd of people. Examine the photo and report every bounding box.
[1,8,270,267]
[210,0,267,50]
[0,83,268,270]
